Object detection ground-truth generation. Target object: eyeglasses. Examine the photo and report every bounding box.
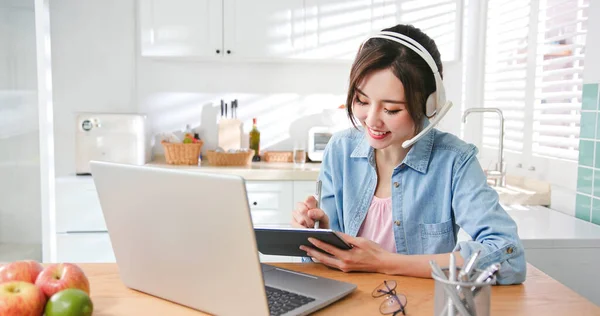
[372,280,407,316]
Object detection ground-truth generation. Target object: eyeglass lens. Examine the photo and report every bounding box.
[380,293,407,315]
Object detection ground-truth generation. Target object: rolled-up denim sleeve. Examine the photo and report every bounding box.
[451,145,527,285]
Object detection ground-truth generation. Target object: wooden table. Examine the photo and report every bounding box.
[82,262,600,315]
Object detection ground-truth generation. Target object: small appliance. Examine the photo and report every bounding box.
[307,126,333,162]
[75,113,151,175]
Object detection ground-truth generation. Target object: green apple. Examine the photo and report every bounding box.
[45,288,93,316]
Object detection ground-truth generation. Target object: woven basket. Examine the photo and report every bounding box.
[263,151,293,163]
[205,150,254,166]
[161,140,203,165]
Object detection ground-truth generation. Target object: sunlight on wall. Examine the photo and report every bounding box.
[143,92,352,155]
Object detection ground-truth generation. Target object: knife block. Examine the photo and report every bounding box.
[217,118,242,151]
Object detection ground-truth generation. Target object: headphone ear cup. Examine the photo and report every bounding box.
[425,92,437,117]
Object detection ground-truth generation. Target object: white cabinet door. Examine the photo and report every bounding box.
[139,0,223,57]
[246,181,297,263]
[246,181,293,226]
[223,0,305,60]
[56,233,116,263]
[56,177,106,233]
[293,181,317,206]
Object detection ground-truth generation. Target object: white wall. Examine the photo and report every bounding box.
[50,0,137,177]
[137,56,463,156]
[0,0,42,257]
[49,0,463,176]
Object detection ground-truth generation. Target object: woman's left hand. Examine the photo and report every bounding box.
[300,232,391,273]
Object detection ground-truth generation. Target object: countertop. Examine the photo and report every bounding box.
[458,205,600,247]
[145,156,321,181]
[508,205,600,248]
[146,157,551,205]
[77,262,600,315]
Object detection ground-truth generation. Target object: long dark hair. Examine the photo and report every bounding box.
[346,24,443,135]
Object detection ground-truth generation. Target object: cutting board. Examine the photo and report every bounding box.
[217,118,242,151]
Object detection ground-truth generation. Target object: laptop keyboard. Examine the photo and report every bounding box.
[265,286,315,316]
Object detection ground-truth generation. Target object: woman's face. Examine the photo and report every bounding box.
[352,68,416,150]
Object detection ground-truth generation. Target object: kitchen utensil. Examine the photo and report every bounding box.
[217,99,242,151]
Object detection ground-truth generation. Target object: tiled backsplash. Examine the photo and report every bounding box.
[576,83,600,225]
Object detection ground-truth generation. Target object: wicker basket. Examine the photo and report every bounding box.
[161,140,203,165]
[263,151,293,163]
[205,150,254,166]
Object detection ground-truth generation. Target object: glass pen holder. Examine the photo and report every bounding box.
[432,268,495,316]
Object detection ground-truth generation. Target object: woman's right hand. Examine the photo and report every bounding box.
[291,195,330,229]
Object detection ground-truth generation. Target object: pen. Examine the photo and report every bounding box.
[448,253,456,316]
[314,180,322,229]
[430,260,473,316]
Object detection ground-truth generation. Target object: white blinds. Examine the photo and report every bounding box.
[482,0,531,153]
[532,0,589,160]
[482,0,589,162]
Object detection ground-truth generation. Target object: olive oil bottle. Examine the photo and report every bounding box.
[249,117,260,161]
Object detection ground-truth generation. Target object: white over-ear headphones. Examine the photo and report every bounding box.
[359,31,453,148]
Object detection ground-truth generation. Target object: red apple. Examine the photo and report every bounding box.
[0,260,44,284]
[0,281,46,316]
[35,263,90,298]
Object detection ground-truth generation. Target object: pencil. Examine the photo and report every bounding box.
[314,180,322,229]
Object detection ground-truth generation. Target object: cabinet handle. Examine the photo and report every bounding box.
[253,201,257,206]
[216,49,220,54]
[227,50,231,54]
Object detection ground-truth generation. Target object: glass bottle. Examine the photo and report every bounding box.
[249,118,260,160]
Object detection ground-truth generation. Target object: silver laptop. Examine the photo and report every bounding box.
[90,161,356,316]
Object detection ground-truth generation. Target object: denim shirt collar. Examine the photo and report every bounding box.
[349,120,434,174]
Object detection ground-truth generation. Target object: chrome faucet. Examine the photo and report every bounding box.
[462,108,506,187]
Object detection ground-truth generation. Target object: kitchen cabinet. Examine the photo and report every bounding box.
[138,0,222,58]
[246,181,294,226]
[54,176,306,263]
[222,0,305,60]
[293,181,318,206]
[139,0,306,60]
[458,206,600,305]
[138,0,461,62]
[56,177,106,233]
[56,232,115,263]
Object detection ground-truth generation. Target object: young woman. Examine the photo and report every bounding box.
[291,24,526,285]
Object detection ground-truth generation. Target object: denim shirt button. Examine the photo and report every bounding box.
[394,220,401,226]
[506,247,514,254]
[394,182,400,188]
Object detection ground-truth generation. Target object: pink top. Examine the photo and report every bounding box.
[357,195,397,253]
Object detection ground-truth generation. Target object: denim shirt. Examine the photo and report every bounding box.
[317,126,526,285]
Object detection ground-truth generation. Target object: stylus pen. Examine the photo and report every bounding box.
[314,180,322,229]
